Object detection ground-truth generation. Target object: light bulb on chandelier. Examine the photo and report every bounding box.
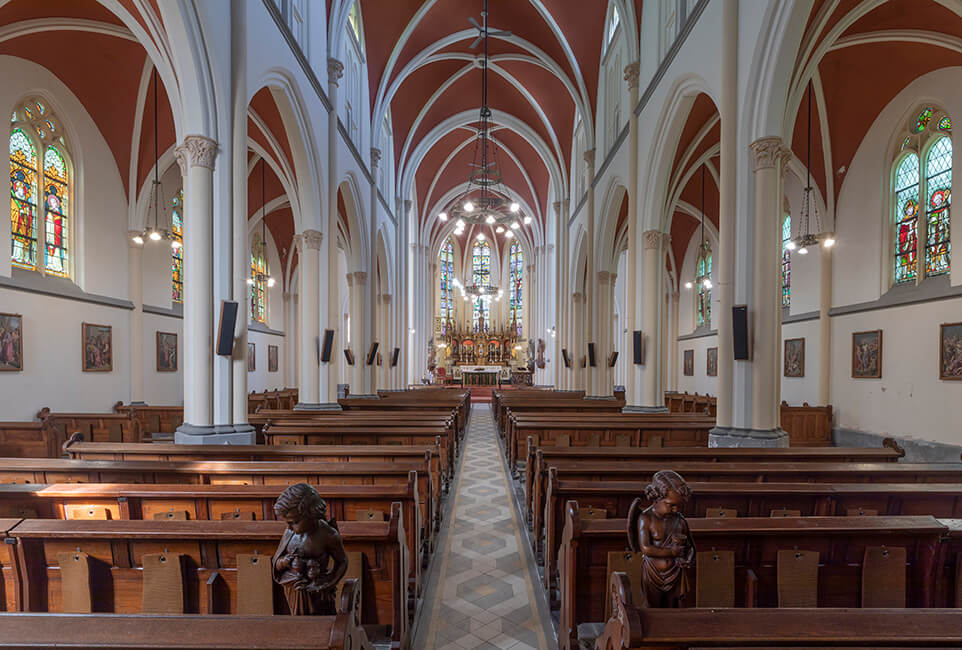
[149,229,162,242]
[684,281,693,290]
[509,202,520,213]
[476,233,486,241]
[485,214,496,224]
[523,215,532,225]
[463,201,474,212]
[438,212,448,221]
[504,230,514,239]
[132,234,144,245]
[511,221,520,230]
[495,225,505,233]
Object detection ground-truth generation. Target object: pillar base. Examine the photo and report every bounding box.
[293,402,342,411]
[129,401,148,406]
[708,427,790,448]
[174,423,256,445]
[623,405,669,413]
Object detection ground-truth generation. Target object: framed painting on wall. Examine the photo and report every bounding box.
[706,347,717,377]
[784,338,805,378]
[248,342,256,372]
[851,330,882,379]
[82,323,113,372]
[683,349,694,376]
[268,344,279,373]
[156,332,178,372]
[940,322,962,380]
[0,313,23,371]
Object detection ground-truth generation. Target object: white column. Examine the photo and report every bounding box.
[325,58,343,404]
[128,233,145,404]
[175,136,218,437]
[669,291,680,391]
[570,291,584,389]
[292,293,299,390]
[283,291,293,388]
[230,95,248,426]
[818,245,833,405]
[380,293,392,389]
[296,231,322,407]
[584,149,598,394]
[367,148,381,393]
[596,270,615,395]
[639,230,668,410]
[624,61,641,405]
[350,271,369,392]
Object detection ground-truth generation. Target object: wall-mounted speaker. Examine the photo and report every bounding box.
[216,301,239,357]
[607,351,619,368]
[588,343,597,367]
[580,356,587,368]
[366,342,379,366]
[632,330,644,365]
[343,349,355,366]
[320,329,335,363]
[733,305,750,360]
[561,348,571,368]
[391,347,400,367]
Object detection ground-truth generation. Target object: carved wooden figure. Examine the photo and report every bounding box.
[626,470,695,608]
[272,483,349,615]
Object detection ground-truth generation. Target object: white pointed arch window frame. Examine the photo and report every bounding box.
[9,97,74,279]
[602,1,622,56]
[507,239,524,336]
[438,236,455,333]
[472,238,492,331]
[890,105,951,287]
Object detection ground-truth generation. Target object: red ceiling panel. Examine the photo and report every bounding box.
[136,69,177,192]
[249,87,295,176]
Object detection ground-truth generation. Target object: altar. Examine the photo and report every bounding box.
[456,365,506,387]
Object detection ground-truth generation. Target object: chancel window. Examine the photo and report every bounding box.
[10,99,71,277]
[509,240,523,336]
[171,190,184,303]
[781,214,791,308]
[472,240,490,330]
[250,235,268,323]
[439,237,454,331]
[696,252,712,328]
[893,106,951,284]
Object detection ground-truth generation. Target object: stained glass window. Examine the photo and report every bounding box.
[913,107,934,134]
[939,116,952,131]
[893,153,920,283]
[509,240,523,336]
[439,237,454,332]
[696,252,712,328]
[924,137,951,276]
[10,128,38,270]
[781,214,791,308]
[472,240,490,330]
[250,236,268,323]
[42,146,69,277]
[171,190,184,303]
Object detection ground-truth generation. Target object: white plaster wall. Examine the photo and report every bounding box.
[675,333,718,396]
[247,330,286,392]
[780,318,820,406]
[144,313,183,406]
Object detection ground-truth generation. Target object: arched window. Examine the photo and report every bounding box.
[10,98,72,277]
[472,239,490,331]
[893,106,951,284]
[603,3,621,55]
[171,190,184,303]
[250,235,268,323]
[781,213,791,308]
[696,252,712,328]
[509,240,523,336]
[438,237,454,332]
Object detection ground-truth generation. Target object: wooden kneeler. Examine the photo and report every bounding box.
[705,507,737,518]
[605,552,646,620]
[578,506,607,521]
[64,504,111,520]
[236,553,273,615]
[862,546,906,608]
[57,551,93,613]
[770,509,802,517]
[847,508,879,516]
[777,549,819,607]
[555,434,570,448]
[696,550,735,607]
[354,509,386,522]
[142,553,185,613]
[153,510,189,521]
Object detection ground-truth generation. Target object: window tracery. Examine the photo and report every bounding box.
[509,240,523,335]
[472,239,490,330]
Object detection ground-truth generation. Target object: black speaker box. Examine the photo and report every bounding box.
[344,349,355,366]
[632,330,644,365]
[216,301,238,357]
[391,347,400,367]
[733,305,750,360]
[320,329,335,362]
[607,351,619,368]
[588,343,597,367]
[366,342,379,366]
[561,348,571,368]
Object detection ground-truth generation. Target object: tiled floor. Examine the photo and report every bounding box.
[413,404,556,649]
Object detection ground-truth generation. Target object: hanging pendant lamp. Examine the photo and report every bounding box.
[790,79,835,254]
[247,158,275,288]
[685,164,712,290]
[132,69,171,246]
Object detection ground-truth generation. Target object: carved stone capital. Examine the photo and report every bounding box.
[623,62,640,90]
[178,135,218,171]
[749,137,783,172]
[370,148,381,168]
[778,146,794,180]
[353,270,368,284]
[571,291,584,303]
[283,291,292,301]
[301,229,323,250]
[598,270,612,285]
[381,293,392,305]
[173,147,188,176]
[552,200,563,217]
[327,58,344,87]
[583,148,596,168]
[403,199,413,214]
[643,229,667,250]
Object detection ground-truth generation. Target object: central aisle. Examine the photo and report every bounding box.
[413,404,556,649]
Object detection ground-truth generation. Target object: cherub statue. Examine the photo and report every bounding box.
[272,483,349,615]
[626,470,695,608]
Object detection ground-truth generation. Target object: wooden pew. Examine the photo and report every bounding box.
[595,573,962,649]
[0,518,19,612]
[0,421,59,458]
[113,403,184,441]
[36,407,141,444]
[0,478,426,595]
[250,408,455,447]
[557,506,948,650]
[780,400,834,446]
[530,460,962,555]
[0,587,372,650]
[339,391,469,438]
[6,507,409,649]
[525,441,906,528]
[541,479,962,595]
[493,389,585,429]
[495,395,624,437]
[0,458,435,551]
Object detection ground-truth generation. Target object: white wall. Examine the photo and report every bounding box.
[247,330,286,392]
[676,333,718,396]
[144,312,183,406]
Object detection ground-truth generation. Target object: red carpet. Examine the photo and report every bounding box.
[433,384,520,403]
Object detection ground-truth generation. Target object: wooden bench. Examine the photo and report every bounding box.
[541,480,962,596]
[251,409,456,447]
[36,408,142,445]
[0,421,59,458]
[113,403,184,441]
[596,573,962,649]
[5,508,408,648]
[493,389,585,429]
[339,392,469,438]
[0,478,426,597]
[525,441,906,528]
[558,506,949,650]
[494,396,625,437]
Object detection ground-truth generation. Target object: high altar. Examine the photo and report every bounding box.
[432,314,529,385]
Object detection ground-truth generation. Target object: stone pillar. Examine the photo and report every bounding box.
[635,230,669,411]
[283,291,293,387]
[818,245,833,405]
[669,291,680,391]
[583,149,597,394]
[553,201,567,388]
[379,293,392,389]
[325,58,343,404]
[350,271,369,393]
[595,270,615,396]
[367,148,381,392]
[712,138,789,447]
[127,232,145,405]
[294,230,322,408]
[570,291,585,389]
[230,106,249,427]
[624,61,641,403]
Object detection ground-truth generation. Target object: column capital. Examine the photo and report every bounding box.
[749,136,783,171]
[381,293,392,304]
[571,291,584,303]
[404,199,413,214]
[546,243,555,253]
[327,58,344,87]
[623,62,640,90]
[583,148,596,168]
[598,270,612,285]
[370,147,382,168]
[177,135,218,171]
[643,229,668,250]
[778,146,794,180]
[174,147,188,176]
[353,270,368,284]
[552,200,563,217]
[283,291,292,301]
[301,229,323,250]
